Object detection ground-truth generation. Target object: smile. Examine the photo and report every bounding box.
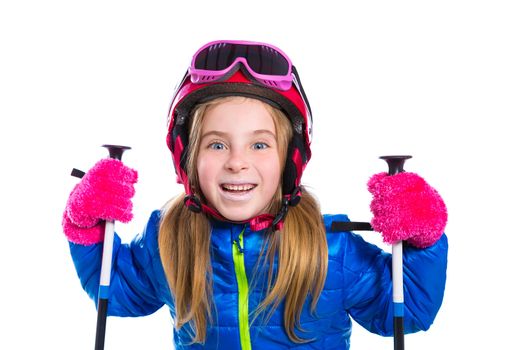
[219,183,257,201]
[221,184,257,192]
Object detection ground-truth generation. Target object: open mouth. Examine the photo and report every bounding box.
[220,183,257,193]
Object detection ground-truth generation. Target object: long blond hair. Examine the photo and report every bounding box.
[159,96,327,343]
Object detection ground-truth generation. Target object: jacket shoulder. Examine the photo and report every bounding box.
[131,210,162,244]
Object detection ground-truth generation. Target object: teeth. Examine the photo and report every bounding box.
[222,184,255,191]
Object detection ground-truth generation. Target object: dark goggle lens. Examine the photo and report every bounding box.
[194,44,289,76]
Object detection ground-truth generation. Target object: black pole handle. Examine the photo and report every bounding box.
[379,155,412,176]
[102,144,131,160]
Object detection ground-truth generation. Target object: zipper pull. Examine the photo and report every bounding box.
[231,226,246,254]
[234,238,244,254]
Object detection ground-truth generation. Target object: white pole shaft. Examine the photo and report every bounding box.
[99,220,115,288]
[392,241,404,303]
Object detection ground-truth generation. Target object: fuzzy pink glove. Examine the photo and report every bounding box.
[367,172,447,248]
[63,158,138,245]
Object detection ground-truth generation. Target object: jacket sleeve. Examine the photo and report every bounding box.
[68,210,168,317]
[342,225,448,336]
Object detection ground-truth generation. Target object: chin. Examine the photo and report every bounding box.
[219,206,261,223]
[222,212,255,223]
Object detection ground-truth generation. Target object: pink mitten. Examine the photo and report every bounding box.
[63,158,138,245]
[367,172,447,248]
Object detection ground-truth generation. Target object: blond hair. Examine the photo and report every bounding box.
[159,96,327,343]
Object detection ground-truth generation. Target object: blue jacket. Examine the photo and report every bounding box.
[69,210,448,349]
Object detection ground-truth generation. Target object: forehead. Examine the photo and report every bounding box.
[201,97,276,134]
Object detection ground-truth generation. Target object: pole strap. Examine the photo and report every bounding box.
[330,221,373,232]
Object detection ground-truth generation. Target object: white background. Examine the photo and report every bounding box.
[1,1,524,349]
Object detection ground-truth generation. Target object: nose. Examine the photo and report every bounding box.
[224,148,249,173]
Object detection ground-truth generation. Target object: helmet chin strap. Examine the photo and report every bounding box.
[183,186,302,232]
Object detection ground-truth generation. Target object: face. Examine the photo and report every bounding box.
[196,97,281,222]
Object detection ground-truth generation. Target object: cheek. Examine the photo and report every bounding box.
[196,154,215,190]
[196,156,205,180]
[262,154,282,190]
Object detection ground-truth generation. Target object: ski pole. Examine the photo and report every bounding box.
[71,144,131,350]
[328,155,412,349]
[380,155,412,350]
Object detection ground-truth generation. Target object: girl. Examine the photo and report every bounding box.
[63,40,448,349]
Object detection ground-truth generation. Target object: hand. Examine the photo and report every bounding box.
[63,158,138,245]
[367,172,447,248]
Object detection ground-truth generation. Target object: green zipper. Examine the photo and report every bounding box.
[232,228,252,350]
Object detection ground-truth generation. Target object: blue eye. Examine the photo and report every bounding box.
[209,142,225,150]
[253,142,268,150]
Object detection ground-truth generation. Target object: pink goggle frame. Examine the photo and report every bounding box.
[189,40,294,91]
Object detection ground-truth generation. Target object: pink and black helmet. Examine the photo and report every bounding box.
[166,40,313,231]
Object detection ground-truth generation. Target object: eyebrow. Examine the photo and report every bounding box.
[253,129,277,139]
[201,130,228,139]
[201,129,276,139]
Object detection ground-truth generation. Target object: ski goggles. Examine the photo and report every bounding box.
[189,40,294,90]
